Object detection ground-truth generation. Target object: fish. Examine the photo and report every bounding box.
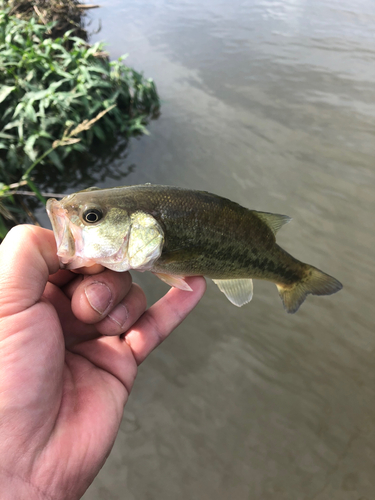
[46,184,343,313]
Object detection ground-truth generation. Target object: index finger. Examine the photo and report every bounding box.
[0,225,60,317]
[123,276,206,365]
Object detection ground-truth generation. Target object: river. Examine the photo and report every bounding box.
[63,0,375,498]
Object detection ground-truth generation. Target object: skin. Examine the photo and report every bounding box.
[0,225,206,500]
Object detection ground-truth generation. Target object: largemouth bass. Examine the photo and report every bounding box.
[46,184,342,313]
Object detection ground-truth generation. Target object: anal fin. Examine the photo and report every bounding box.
[212,278,253,307]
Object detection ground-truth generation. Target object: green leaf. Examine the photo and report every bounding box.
[39,131,54,139]
[0,85,15,103]
[18,118,24,141]
[26,179,46,205]
[12,101,24,118]
[24,134,40,160]
[2,120,20,131]
[25,102,37,122]
[71,142,86,153]
[47,149,64,172]
[24,88,50,101]
[93,125,106,142]
[0,132,14,140]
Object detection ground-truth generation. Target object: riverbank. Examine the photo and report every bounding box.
[7,0,99,39]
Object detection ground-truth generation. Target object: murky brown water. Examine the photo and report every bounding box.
[73,1,375,498]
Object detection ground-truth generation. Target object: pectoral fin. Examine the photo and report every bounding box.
[154,273,193,291]
[128,212,164,269]
[212,278,253,307]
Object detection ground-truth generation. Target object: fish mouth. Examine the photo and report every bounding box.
[46,199,68,250]
[46,198,86,269]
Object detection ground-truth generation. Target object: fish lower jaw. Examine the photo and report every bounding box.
[57,246,105,269]
[58,256,97,270]
[57,248,130,271]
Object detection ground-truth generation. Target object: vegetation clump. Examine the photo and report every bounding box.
[0,5,160,236]
[7,0,92,40]
[0,9,159,185]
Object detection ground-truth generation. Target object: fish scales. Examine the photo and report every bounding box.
[112,186,302,283]
[46,184,343,313]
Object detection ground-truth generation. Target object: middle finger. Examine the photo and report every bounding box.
[70,269,134,324]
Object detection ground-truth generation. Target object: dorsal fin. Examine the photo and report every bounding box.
[255,211,291,235]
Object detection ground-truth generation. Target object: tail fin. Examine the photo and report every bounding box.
[276,266,343,314]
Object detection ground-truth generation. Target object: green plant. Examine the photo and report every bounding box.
[0,8,160,185]
[0,104,118,238]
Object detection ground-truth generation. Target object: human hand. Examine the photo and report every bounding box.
[0,225,206,500]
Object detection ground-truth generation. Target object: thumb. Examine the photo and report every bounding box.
[0,226,64,455]
[0,225,59,320]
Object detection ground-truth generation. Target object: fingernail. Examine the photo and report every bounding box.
[108,304,129,327]
[85,282,112,314]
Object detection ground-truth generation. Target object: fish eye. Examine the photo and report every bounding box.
[83,208,103,224]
